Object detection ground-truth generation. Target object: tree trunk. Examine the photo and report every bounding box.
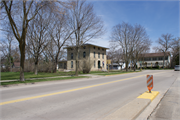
[163,53,165,69]
[75,51,78,76]
[134,63,136,71]
[53,56,59,73]
[34,57,38,75]
[53,62,57,73]
[9,42,12,72]
[19,43,25,81]
[9,55,12,72]
[126,61,128,72]
[34,63,38,75]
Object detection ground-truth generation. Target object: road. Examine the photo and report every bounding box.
[0,70,179,120]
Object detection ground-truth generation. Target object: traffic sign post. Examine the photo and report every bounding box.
[147,75,153,93]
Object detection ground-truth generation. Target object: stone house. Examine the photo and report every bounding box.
[59,43,109,71]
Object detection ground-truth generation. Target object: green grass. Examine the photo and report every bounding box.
[1,70,142,81]
[1,76,89,86]
[1,71,76,80]
[92,70,141,76]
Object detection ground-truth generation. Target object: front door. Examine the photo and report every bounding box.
[98,61,101,68]
[64,63,66,69]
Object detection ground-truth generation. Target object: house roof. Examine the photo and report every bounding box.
[63,43,109,49]
[141,52,170,57]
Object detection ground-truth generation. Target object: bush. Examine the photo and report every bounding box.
[157,65,160,69]
[79,57,93,74]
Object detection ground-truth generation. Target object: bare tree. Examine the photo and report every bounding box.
[154,33,173,68]
[107,42,124,70]
[26,9,52,75]
[0,30,18,71]
[1,1,51,81]
[46,11,75,73]
[110,22,133,71]
[130,24,151,71]
[67,0,104,76]
[170,37,180,67]
[110,22,151,71]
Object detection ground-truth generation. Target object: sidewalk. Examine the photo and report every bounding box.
[0,74,103,83]
[148,76,180,120]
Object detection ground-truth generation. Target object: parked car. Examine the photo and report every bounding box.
[174,65,180,71]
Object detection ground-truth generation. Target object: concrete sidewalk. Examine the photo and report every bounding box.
[148,75,180,120]
[0,76,72,82]
[0,74,103,83]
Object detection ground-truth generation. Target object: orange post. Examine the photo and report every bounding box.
[147,75,153,93]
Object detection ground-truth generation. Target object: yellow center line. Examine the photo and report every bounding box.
[0,71,166,106]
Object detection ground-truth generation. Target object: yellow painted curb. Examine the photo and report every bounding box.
[137,91,159,101]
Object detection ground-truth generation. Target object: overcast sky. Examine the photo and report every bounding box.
[88,0,179,52]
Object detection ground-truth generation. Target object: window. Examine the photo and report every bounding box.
[94,60,96,68]
[98,47,100,50]
[71,53,73,59]
[102,48,104,51]
[83,52,86,58]
[94,52,95,58]
[145,57,151,61]
[71,48,73,50]
[98,53,100,58]
[102,53,104,59]
[153,57,157,61]
[83,46,86,49]
[158,57,163,60]
[71,61,73,68]
[94,47,95,49]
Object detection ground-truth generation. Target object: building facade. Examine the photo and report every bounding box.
[62,43,108,71]
[137,52,171,68]
[58,60,67,70]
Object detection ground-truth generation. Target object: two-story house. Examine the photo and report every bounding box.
[59,43,109,71]
[137,52,171,68]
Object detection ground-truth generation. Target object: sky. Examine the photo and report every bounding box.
[88,0,179,52]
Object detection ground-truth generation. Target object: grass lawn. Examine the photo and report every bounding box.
[1,70,141,80]
[1,76,89,86]
[1,71,77,80]
[94,70,141,76]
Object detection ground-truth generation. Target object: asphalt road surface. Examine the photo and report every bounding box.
[0,70,179,120]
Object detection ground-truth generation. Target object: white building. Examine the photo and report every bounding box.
[137,52,171,68]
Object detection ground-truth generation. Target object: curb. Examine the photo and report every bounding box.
[105,71,141,77]
[137,91,159,101]
[102,91,159,120]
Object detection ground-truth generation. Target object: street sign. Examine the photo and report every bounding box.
[147,75,153,93]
